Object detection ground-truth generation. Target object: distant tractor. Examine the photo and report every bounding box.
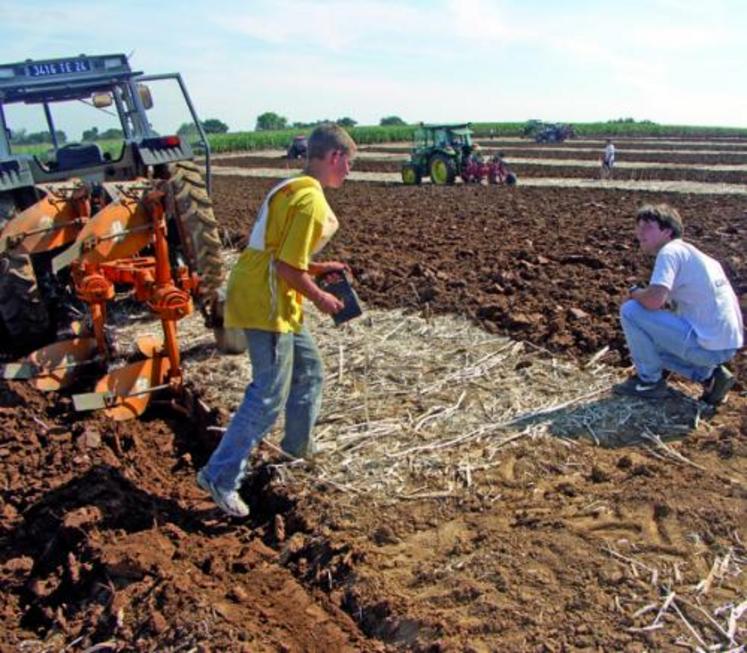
[287,135,308,159]
[523,120,575,143]
[401,123,516,186]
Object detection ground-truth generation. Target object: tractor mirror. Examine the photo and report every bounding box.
[91,92,113,108]
[137,84,153,110]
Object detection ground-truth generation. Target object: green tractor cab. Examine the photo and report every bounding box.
[401,123,475,185]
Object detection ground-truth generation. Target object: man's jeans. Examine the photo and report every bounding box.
[620,300,736,384]
[201,327,324,492]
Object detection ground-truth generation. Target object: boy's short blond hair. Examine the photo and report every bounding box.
[636,203,684,239]
[307,123,357,160]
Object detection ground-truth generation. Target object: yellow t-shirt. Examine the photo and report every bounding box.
[224,176,331,333]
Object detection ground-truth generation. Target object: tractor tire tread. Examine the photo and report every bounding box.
[0,251,51,340]
[167,162,224,298]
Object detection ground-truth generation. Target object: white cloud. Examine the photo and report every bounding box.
[212,1,423,51]
[443,0,512,41]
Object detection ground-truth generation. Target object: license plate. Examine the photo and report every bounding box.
[28,59,91,77]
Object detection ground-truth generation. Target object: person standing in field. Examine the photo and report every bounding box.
[197,123,356,517]
[601,139,615,179]
[614,204,743,403]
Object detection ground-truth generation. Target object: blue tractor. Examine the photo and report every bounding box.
[523,120,575,143]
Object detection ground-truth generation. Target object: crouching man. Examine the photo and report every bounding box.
[614,204,743,404]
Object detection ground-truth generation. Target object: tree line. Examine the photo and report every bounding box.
[9,114,409,147]
[254,112,406,131]
[10,129,68,145]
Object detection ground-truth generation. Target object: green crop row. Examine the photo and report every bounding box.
[471,122,747,138]
[568,122,747,138]
[206,125,416,152]
[12,139,126,158]
[10,121,747,160]
[209,121,747,151]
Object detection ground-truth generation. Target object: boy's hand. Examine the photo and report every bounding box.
[313,291,344,315]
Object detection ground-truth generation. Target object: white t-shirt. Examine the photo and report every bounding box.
[650,240,744,350]
[603,143,615,165]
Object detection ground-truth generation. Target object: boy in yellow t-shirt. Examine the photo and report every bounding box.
[197,124,356,517]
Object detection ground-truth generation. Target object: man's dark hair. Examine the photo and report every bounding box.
[635,203,684,239]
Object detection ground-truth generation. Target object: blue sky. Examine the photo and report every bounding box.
[1,0,745,137]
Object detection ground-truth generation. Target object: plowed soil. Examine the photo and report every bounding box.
[212,175,746,381]
[1,141,746,652]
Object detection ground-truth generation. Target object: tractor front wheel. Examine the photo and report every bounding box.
[401,164,422,185]
[429,154,456,185]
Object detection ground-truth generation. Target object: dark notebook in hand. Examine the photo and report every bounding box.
[318,270,362,325]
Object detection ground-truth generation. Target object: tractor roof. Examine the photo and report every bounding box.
[0,54,139,104]
[420,122,473,132]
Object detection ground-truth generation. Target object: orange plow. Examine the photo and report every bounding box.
[3,337,99,391]
[4,180,200,420]
[0,180,90,255]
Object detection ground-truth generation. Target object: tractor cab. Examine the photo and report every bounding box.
[0,53,212,193]
[411,123,474,154]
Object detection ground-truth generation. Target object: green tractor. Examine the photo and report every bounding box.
[401,123,516,186]
[401,123,475,185]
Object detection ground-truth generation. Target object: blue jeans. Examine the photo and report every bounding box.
[619,300,736,384]
[201,326,324,491]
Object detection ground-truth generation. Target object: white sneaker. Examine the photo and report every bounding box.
[196,469,249,518]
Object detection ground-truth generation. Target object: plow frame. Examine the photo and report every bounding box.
[3,180,198,420]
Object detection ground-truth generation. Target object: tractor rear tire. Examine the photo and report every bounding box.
[0,196,51,349]
[402,164,422,185]
[429,154,456,185]
[0,251,51,346]
[167,161,224,298]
